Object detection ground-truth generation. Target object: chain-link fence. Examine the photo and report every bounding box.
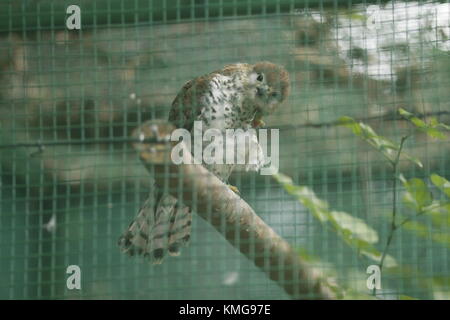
[0,0,449,300]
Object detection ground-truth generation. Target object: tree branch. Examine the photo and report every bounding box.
[131,120,336,300]
[1,110,448,151]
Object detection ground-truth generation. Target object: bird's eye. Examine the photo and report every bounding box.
[256,73,264,82]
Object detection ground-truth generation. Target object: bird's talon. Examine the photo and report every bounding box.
[252,118,266,128]
[228,185,240,194]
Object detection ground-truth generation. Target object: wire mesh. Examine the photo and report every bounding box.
[0,0,449,300]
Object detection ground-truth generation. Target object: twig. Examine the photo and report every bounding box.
[397,200,450,228]
[397,211,425,229]
[372,135,409,297]
[132,120,336,300]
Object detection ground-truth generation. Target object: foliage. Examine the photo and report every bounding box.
[399,173,450,248]
[338,116,422,167]
[399,108,450,140]
[274,108,450,299]
[274,173,397,268]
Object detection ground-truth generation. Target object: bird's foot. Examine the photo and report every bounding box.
[227,184,240,194]
[252,118,266,128]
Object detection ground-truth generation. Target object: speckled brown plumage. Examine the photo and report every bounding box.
[119,62,290,264]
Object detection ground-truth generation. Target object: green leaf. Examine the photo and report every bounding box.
[338,116,362,136]
[273,172,294,185]
[402,153,424,169]
[329,211,378,244]
[274,173,383,262]
[399,175,433,212]
[433,277,450,299]
[402,220,428,235]
[398,108,414,118]
[403,220,450,248]
[431,174,450,198]
[437,123,450,131]
[273,173,330,222]
[339,116,422,168]
[432,232,450,246]
[358,246,398,268]
[399,108,449,140]
[421,201,450,227]
[274,173,404,273]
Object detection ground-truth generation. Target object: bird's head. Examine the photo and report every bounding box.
[246,62,290,127]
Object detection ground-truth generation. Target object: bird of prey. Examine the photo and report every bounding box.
[119,61,290,264]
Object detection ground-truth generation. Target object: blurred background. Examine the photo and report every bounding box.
[0,0,449,299]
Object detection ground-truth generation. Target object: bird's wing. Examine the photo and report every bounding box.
[168,63,252,131]
[168,74,215,132]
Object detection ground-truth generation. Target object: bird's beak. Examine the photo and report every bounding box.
[256,87,266,97]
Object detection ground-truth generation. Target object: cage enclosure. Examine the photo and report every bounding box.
[0,0,449,300]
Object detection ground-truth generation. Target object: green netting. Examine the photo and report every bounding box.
[0,0,449,300]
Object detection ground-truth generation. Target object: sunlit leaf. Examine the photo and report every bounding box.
[399,175,433,211]
[359,123,398,150]
[403,220,450,248]
[402,220,428,234]
[431,174,450,198]
[274,173,383,263]
[399,108,449,140]
[437,123,450,130]
[421,201,450,227]
[402,153,423,168]
[273,173,330,222]
[359,246,398,268]
[339,116,422,167]
[433,277,450,299]
[431,232,450,246]
[329,211,378,244]
[338,116,362,136]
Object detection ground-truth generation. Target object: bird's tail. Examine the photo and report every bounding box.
[118,192,192,264]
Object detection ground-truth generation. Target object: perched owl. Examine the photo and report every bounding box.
[119,62,290,264]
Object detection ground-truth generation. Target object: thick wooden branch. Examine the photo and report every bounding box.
[132,120,336,300]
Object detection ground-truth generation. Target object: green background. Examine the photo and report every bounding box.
[0,0,449,299]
